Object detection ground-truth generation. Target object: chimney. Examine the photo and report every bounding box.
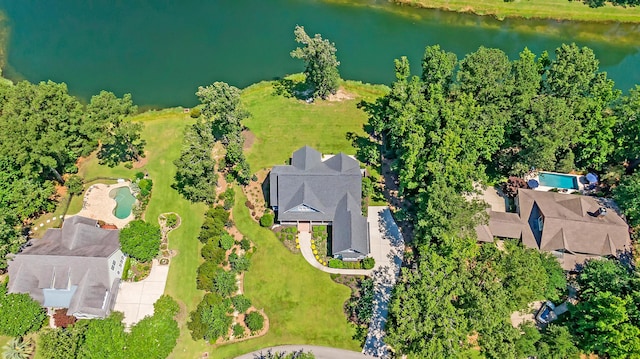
[595,207,607,218]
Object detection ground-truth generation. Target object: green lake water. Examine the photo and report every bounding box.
[0,0,638,107]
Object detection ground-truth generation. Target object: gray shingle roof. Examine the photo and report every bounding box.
[7,216,121,318]
[270,146,369,258]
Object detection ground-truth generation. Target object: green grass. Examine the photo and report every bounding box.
[207,189,359,359]
[68,108,210,358]
[242,78,388,172]
[395,0,640,23]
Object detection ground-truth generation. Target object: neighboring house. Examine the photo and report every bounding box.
[8,216,125,319]
[270,146,370,261]
[476,189,631,271]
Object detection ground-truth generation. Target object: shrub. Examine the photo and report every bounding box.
[201,241,226,264]
[134,171,145,180]
[214,270,238,297]
[165,213,178,228]
[245,311,264,332]
[328,259,344,269]
[240,237,251,251]
[124,162,133,169]
[260,213,274,227]
[230,254,250,272]
[232,323,244,338]
[53,308,77,328]
[138,179,153,197]
[220,233,235,250]
[119,220,161,262]
[362,257,375,270]
[190,107,201,118]
[66,175,84,196]
[232,295,252,313]
[154,295,180,318]
[0,292,46,336]
[196,262,221,292]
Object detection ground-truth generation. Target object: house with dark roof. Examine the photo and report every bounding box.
[8,216,125,319]
[270,146,370,261]
[476,189,631,270]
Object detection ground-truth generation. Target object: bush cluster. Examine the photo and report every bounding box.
[260,212,274,227]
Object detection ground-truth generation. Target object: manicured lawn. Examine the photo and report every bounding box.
[242,79,388,172]
[395,0,640,23]
[69,108,210,357]
[207,190,359,359]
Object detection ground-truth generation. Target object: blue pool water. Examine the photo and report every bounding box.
[538,173,579,190]
[110,187,136,219]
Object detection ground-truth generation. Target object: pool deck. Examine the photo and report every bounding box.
[70,181,136,228]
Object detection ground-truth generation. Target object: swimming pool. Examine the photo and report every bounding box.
[110,187,136,219]
[538,172,580,190]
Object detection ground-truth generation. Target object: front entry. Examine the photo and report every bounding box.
[297,221,311,233]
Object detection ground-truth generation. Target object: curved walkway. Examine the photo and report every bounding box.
[298,231,371,275]
[234,345,375,359]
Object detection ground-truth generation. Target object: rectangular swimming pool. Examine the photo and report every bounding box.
[538,172,580,190]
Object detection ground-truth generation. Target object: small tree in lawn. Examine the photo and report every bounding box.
[291,25,341,99]
[119,220,161,262]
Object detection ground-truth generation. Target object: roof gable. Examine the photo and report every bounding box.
[292,146,322,170]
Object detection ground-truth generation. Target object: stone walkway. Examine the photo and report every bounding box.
[113,259,169,327]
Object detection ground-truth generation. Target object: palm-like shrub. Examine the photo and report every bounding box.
[2,337,34,359]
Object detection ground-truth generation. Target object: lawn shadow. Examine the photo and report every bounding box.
[272,77,313,100]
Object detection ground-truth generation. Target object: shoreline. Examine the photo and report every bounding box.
[392,0,640,23]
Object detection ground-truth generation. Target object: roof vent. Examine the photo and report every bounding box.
[595,207,607,218]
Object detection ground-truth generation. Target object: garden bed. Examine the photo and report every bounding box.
[273,226,299,254]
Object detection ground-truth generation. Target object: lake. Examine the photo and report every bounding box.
[0,0,638,107]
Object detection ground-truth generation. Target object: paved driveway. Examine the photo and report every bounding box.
[363,207,404,358]
[235,345,375,359]
[113,259,169,326]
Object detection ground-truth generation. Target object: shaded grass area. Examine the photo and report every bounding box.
[68,108,210,358]
[395,0,640,23]
[242,78,388,172]
[207,190,359,359]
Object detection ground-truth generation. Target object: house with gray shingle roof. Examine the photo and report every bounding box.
[476,189,631,271]
[8,216,125,319]
[270,146,370,260]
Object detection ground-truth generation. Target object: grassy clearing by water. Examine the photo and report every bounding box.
[395,0,640,23]
[242,79,388,172]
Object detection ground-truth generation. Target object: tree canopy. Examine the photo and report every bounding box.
[119,220,161,262]
[291,25,341,99]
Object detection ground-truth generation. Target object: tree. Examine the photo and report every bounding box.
[98,120,145,167]
[290,25,341,99]
[126,312,179,359]
[569,291,640,358]
[37,324,87,359]
[78,312,127,359]
[615,85,640,164]
[2,337,33,359]
[214,270,238,297]
[84,91,137,150]
[196,82,248,139]
[174,122,218,203]
[536,325,580,359]
[153,295,180,318]
[612,171,640,228]
[0,292,46,337]
[119,220,161,262]
[66,175,84,196]
[0,211,24,270]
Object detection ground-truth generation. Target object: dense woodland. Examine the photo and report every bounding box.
[361,43,640,358]
[0,83,144,269]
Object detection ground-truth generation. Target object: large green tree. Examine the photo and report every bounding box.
[174,122,218,203]
[118,220,161,262]
[0,290,46,337]
[291,25,341,99]
[612,171,640,228]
